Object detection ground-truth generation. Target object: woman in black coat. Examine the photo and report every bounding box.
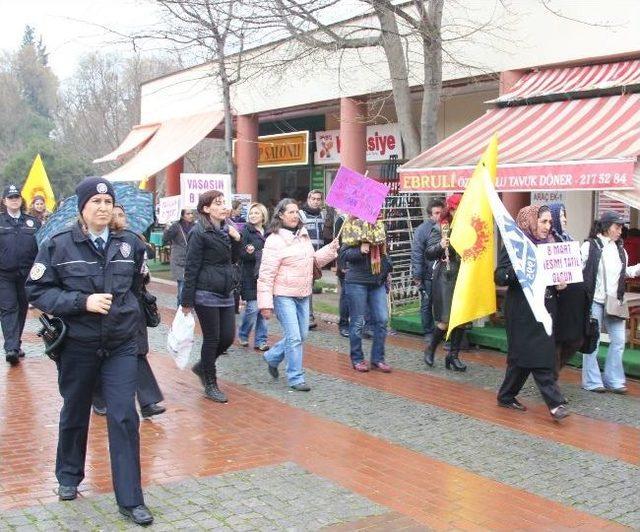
[495,204,569,420]
[181,190,241,403]
[549,203,588,380]
[423,194,467,371]
[237,203,269,351]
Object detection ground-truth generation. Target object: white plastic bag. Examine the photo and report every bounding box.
[167,307,195,369]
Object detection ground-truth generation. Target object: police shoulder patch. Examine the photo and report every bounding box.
[30,262,46,280]
[120,242,131,258]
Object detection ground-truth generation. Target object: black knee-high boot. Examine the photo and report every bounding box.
[445,327,467,372]
[424,327,446,367]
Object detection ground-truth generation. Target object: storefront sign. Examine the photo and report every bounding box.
[325,166,389,223]
[531,191,566,205]
[180,173,231,209]
[400,159,635,192]
[314,124,403,165]
[257,132,309,168]
[538,241,583,286]
[158,195,181,224]
[310,167,324,192]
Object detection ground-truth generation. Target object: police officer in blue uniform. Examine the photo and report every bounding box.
[26,177,154,526]
[0,184,40,365]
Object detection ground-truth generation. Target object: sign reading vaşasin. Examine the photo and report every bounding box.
[180,173,231,209]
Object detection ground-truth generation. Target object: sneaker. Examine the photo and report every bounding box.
[254,344,270,352]
[352,361,369,372]
[607,386,628,395]
[371,361,392,373]
[290,382,311,392]
[339,327,350,338]
[308,320,318,330]
[238,340,249,347]
[92,404,107,416]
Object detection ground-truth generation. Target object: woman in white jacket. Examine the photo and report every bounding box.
[581,211,640,394]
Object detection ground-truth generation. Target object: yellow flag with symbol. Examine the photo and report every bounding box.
[447,134,498,339]
[22,154,56,211]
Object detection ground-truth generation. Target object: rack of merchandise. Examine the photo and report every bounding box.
[379,157,426,310]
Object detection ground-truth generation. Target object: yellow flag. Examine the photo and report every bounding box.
[139,177,148,190]
[447,134,498,339]
[22,154,56,211]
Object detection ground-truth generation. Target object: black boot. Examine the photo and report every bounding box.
[445,328,467,372]
[203,368,228,403]
[424,328,446,367]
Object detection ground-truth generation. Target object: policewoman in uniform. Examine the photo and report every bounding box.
[25,177,154,526]
[0,184,40,365]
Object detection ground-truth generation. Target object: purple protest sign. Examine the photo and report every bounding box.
[325,166,390,223]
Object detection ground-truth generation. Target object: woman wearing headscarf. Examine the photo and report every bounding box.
[339,216,393,372]
[495,205,569,420]
[549,203,588,382]
[423,194,467,371]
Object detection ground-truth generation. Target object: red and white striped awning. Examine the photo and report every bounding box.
[399,94,640,193]
[491,59,640,104]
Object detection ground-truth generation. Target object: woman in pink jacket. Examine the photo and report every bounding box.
[258,198,339,391]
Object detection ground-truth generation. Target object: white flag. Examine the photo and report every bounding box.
[482,173,553,335]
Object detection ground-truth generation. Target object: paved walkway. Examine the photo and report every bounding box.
[0,279,638,530]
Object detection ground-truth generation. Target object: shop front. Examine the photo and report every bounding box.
[396,58,640,377]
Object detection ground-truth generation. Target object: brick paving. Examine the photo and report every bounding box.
[0,279,637,530]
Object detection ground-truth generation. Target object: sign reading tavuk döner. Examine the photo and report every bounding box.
[314,124,403,165]
[400,159,634,192]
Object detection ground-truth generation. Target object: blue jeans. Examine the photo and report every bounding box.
[345,283,388,365]
[582,301,627,390]
[238,299,268,347]
[420,279,434,341]
[264,296,309,386]
[338,279,349,328]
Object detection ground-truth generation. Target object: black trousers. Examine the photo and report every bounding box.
[194,305,235,381]
[0,272,28,353]
[498,361,565,409]
[94,355,163,410]
[57,339,143,507]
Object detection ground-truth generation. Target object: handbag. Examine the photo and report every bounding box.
[142,290,161,327]
[601,256,629,319]
[579,317,600,354]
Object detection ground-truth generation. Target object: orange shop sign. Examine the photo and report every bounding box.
[257,131,309,168]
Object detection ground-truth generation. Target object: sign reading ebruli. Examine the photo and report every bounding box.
[326,166,389,224]
[538,241,583,286]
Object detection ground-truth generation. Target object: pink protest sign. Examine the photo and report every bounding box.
[325,166,390,223]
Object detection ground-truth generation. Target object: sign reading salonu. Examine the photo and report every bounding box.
[257,131,309,168]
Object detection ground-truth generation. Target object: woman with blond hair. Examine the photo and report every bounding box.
[238,202,270,351]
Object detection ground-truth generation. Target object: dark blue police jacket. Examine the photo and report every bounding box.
[0,211,41,276]
[25,222,146,350]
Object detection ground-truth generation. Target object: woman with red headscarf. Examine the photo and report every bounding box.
[423,194,467,371]
[494,204,569,421]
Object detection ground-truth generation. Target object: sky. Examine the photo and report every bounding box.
[0,0,158,80]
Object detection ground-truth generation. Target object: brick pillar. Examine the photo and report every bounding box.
[499,70,529,217]
[165,158,183,197]
[236,114,259,199]
[339,97,367,174]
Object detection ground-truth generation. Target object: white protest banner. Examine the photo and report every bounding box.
[180,173,231,209]
[538,241,583,286]
[157,195,181,224]
[483,172,553,335]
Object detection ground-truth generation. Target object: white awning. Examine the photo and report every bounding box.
[103,110,225,183]
[93,123,160,163]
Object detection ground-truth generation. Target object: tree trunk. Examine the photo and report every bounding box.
[215,56,236,189]
[373,2,421,159]
[420,0,444,151]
